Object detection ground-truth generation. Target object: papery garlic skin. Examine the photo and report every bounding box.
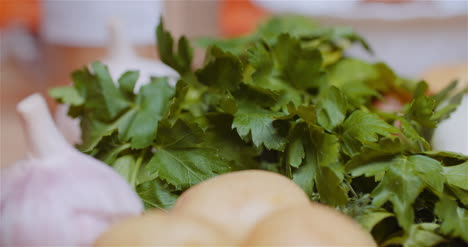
[0,94,143,247]
[55,19,179,145]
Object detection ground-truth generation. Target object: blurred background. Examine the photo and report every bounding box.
[1,0,467,166]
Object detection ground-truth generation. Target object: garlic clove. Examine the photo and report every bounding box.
[1,93,143,247]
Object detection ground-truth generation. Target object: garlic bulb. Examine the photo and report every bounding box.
[55,19,179,144]
[0,94,143,247]
[432,94,468,155]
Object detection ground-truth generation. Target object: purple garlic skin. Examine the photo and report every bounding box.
[0,94,143,246]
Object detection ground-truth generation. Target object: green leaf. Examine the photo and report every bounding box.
[91,61,130,119]
[448,187,468,206]
[48,86,84,106]
[432,89,466,122]
[118,70,139,94]
[422,151,468,166]
[356,211,394,232]
[78,114,129,152]
[371,155,445,230]
[316,85,348,130]
[372,164,423,230]
[136,179,178,210]
[203,113,259,170]
[156,19,193,74]
[350,160,393,181]
[341,110,400,156]
[196,47,242,91]
[118,78,175,149]
[432,80,458,106]
[273,34,325,89]
[443,162,468,190]
[243,41,308,109]
[409,155,445,194]
[257,15,319,40]
[405,94,437,128]
[287,124,305,168]
[435,197,468,242]
[292,124,347,206]
[399,118,431,152]
[145,120,231,189]
[403,223,445,247]
[346,138,404,172]
[328,58,378,87]
[232,101,287,151]
[111,155,135,182]
[340,81,379,108]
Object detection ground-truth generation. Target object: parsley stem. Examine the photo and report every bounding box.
[345,179,358,198]
[130,154,144,189]
[103,143,131,164]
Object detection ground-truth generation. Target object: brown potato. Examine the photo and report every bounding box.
[242,203,377,247]
[172,170,310,243]
[421,63,467,93]
[94,210,232,246]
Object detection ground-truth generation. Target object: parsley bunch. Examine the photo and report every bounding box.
[51,16,467,246]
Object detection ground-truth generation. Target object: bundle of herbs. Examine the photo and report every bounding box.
[50,16,467,246]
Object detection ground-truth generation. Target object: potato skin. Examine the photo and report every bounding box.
[94,210,232,246]
[172,170,310,243]
[242,203,377,247]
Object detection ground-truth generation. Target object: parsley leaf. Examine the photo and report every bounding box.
[145,120,231,189]
[291,124,348,206]
[232,101,287,151]
[156,18,193,75]
[435,197,468,242]
[196,47,243,91]
[341,110,400,156]
[316,85,348,131]
[371,155,444,230]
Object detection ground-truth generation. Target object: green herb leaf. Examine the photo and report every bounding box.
[48,86,84,106]
[443,162,468,190]
[316,85,348,130]
[118,70,139,95]
[341,110,400,156]
[292,124,348,206]
[156,19,193,75]
[136,179,178,210]
[118,78,175,149]
[145,120,231,189]
[232,101,287,150]
[371,155,444,230]
[435,197,468,242]
[196,47,243,91]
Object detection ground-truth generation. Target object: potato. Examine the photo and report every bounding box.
[94,210,232,246]
[242,203,376,247]
[421,63,467,93]
[172,170,310,242]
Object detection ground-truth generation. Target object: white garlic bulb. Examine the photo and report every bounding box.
[55,19,179,145]
[432,94,468,155]
[0,94,143,246]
